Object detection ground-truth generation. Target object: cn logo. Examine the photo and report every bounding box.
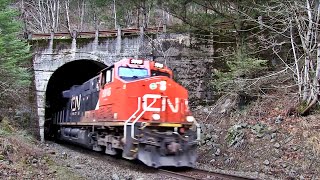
[142,94,179,113]
[71,95,81,111]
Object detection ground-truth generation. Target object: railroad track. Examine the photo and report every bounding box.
[50,141,256,180]
[159,168,255,180]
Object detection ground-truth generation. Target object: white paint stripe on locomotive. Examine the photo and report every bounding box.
[95,100,99,110]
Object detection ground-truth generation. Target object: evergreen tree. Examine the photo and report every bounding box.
[0,0,31,108]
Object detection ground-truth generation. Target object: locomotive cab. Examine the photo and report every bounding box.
[98,58,196,124]
[99,65,114,89]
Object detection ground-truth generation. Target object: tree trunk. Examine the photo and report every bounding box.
[290,19,302,98]
[113,0,117,29]
[80,0,85,31]
[55,0,60,32]
[38,0,44,32]
[65,0,71,33]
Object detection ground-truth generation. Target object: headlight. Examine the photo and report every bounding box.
[152,114,160,120]
[186,116,195,122]
[155,62,164,68]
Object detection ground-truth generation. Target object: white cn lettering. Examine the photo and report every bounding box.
[185,100,189,111]
[167,98,179,113]
[142,94,180,113]
[161,97,166,111]
[71,94,81,111]
[143,94,161,112]
[159,81,167,91]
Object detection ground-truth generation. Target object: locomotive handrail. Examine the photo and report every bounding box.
[172,122,201,142]
[130,98,157,140]
[124,97,141,142]
[124,96,201,142]
[173,127,189,141]
[194,119,201,141]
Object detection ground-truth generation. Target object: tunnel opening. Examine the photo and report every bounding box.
[45,60,107,139]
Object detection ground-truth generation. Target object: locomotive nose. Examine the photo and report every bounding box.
[141,76,189,123]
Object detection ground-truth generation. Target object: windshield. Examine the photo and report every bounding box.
[118,67,149,80]
[151,70,171,78]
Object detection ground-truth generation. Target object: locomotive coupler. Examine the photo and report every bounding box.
[167,141,181,154]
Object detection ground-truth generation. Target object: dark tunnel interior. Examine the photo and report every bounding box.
[45,60,107,121]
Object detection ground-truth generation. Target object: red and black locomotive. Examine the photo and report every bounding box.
[50,58,200,168]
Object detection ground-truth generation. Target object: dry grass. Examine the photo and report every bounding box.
[300,119,312,129]
[306,134,320,156]
[0,117,15,135]
[0,117,82,179]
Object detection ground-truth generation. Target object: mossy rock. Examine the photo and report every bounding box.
[297,101,308,114]
[0,117,15,134]
[0,154,4,160]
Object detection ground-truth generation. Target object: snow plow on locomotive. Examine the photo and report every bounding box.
[49,58,201,168]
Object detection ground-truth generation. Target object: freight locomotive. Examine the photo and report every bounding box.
[49,58,200,168]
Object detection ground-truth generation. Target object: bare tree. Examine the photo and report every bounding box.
[79,0,85,31]
[251,0,320,113]
[291,0,320,113]
[22,0,61,32]
[65,0,71,33]
[113,0,117,28]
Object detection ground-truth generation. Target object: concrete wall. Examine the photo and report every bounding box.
[149,33,216,106]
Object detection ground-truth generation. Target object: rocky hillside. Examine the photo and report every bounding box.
[0,118,82,179]
[194,91,320,179]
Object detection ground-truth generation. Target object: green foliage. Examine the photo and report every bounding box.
[297,101,309,114]
[212,48,268,93]
[250,122,268,138]
[0,0,31,107]
[0,117,14,136]
[0,116,36,144]
[187,12,227,30]
[225,124,244,147]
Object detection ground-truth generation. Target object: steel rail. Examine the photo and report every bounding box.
[159,168,256,180]
[159,169,198,180]
[28,26,164,40]
[194,168,256,180]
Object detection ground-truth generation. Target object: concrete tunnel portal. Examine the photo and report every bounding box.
[44,60,107,139]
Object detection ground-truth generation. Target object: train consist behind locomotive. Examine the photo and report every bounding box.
[49,58,200,168]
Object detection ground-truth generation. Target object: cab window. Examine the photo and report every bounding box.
[106,69,112,83]
[151,70,171,78]
[100,68,113,87]
[118,67,148,80]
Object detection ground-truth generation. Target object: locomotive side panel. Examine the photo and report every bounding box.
[61,75,100,123]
